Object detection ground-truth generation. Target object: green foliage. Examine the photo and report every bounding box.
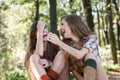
[0,0,9,10]
[103,64,120,71]
[99,45,120,71]
[0,0,120,79]
[0,63,30,80]
[0,0,33,79]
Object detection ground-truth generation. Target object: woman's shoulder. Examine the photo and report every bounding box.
[83,34,98,45]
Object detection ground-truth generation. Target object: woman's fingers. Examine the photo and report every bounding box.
[48,32,55,39]
[37,21,46,30]
[48,32,60,45]
[38,59,49,68]
[48,32,53,41]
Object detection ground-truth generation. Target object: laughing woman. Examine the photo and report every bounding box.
[48,14,108,80]
[24,21,70,80]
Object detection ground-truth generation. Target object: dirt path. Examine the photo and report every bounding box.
[107,68,120,80]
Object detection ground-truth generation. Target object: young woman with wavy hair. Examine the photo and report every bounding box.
[48,14,108,80]
[24,21,70,80]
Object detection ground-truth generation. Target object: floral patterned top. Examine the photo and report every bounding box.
[66,34,101,76]
[83,34,101,62]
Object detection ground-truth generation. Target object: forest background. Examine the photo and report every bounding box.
[0,0,120,80]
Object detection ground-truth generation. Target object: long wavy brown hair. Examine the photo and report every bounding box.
[24,21,59,69]
[61,14,95,75]
[61,14,94,39]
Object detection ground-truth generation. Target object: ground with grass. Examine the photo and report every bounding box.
[100,46,120,80]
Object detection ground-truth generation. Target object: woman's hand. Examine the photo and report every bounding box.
[37,21,46,33]
[38,58,50,68]
[48,32,61,45]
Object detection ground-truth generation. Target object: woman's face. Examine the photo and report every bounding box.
[60,19,72,39]
[43,27,49,41]
[37,27,49,42]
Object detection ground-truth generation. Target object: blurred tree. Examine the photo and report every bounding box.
[106,0,118,64]
[100,2,110,45]
[95,2,101,46]
[0,0,33,79]
[82,0,94,32]
[34,0,39,21]
[0,0,119,79]
[49,0,59,36]
[69,0,76,14]
[113,0,120,50]
[0,1,11,79]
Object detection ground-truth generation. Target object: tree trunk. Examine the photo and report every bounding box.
[95,5,101,46]
[69,0,76,14]
[117,19,120,50]
[105,15,110,44]
[113,0,120,50]
[49,0,59,36]
[34,0,39,22]
[82,0,94,32]
[104,29,109,44]
[101,4,109,45]
[106,0,118,64]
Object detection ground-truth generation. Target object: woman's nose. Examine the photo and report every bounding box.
[43,29,48,33]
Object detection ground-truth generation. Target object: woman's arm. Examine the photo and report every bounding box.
[29,54,47,80]
[35,21,45,56]
[48,33,88,59]
[56,40,88,59]
[48,33,99,60]
[29,21,50,80]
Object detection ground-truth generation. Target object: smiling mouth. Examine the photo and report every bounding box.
[43,34,47,37]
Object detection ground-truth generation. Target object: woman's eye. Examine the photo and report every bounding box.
[61,23,63,25]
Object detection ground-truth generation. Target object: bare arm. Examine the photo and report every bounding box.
[29,21,47,80]
[48,33,88,59]
[35,21,45,56]
[56,40,88,59]
[29,54,47,80]
[48,33,99,60]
